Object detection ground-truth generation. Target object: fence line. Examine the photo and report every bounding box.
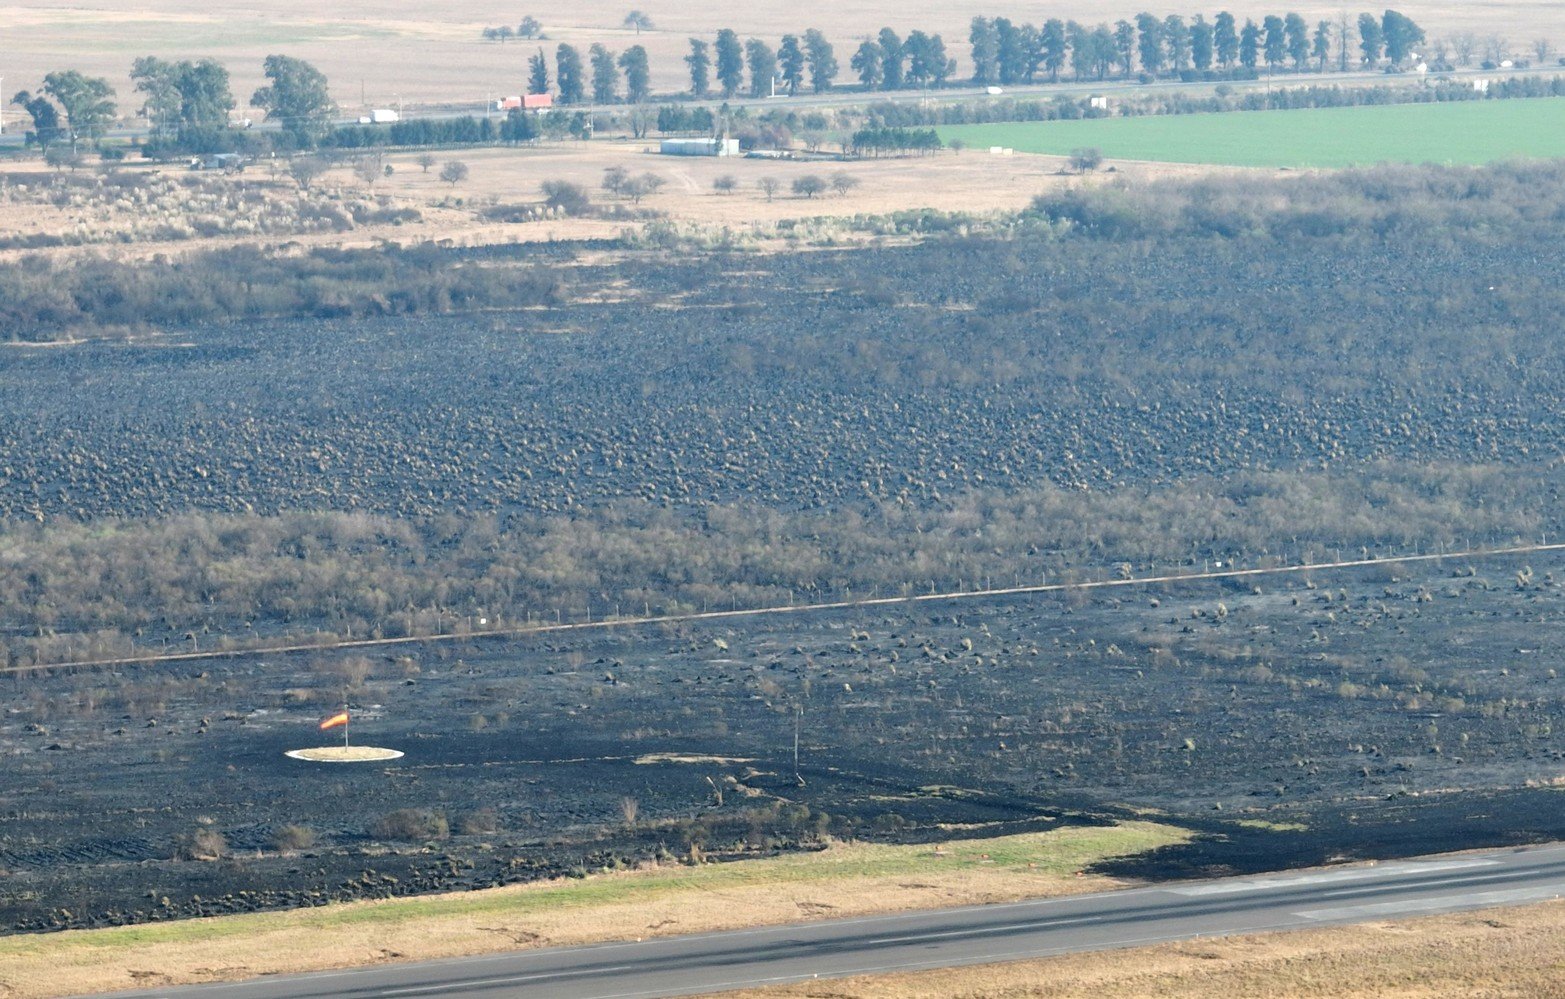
[6,539,1562,676]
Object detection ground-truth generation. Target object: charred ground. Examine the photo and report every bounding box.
[5,554,1565,932]
[4,164,1565,933]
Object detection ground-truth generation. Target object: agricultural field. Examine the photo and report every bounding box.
[941,96,1565,167]
[6,0,1565,110]
[0,143,1165,260]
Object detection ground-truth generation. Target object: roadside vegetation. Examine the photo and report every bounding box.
[0,822,1187,998]
[717,900,1565,998]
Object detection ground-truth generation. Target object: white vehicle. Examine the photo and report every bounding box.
[359,109,400,125]
[985,85,1004,96]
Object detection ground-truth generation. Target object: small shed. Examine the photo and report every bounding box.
[190,153,246,172]
[660,137,739,157]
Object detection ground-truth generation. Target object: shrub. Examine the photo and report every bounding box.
[371,808,450,842]
[791,175,826,198]
[541,179,592,215]
[173,826,228,860]
[456,808,500,835]
[1068,147,1104,172]
[271,824,317,851]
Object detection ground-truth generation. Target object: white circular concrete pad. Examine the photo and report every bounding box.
[285,746,404,762]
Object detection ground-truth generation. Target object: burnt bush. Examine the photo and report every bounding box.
[371,809,450,842]
[0,242,565,340]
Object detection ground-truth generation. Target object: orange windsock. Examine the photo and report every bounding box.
[319,711,350,731]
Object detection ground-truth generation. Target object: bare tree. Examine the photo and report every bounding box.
[1533,38,1553,64]
[1483,35,1510,66]
[288,155,329,190]
[1451,33,1477,67]
[622,172,665,204]
[829,171,859,196]
[439,160,470,187]
[602,165,629,198]
[416,152,437,173]
[712,174,737,194]
[757,176,780,201]
[1336,10,1353,72]
[351,154,384,189]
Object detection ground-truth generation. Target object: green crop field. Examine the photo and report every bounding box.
[939,97,1565,168]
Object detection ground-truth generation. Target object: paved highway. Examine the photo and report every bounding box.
[96,842,1565,999]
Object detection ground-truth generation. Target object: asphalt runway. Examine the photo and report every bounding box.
[93,841,1565,999]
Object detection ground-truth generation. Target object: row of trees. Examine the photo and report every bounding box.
[848,126,944,157]
[967,9,1425,85]
[528,43,652,104]
[11,71,116,151]
[325,112,546,150]
[481,17,543,43]
[527,12,1431,102]
[10,54,336,152]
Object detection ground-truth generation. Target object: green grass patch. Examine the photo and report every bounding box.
[1234,819,1310,832]
[0,821,1189,956]
[940,98,1565,168]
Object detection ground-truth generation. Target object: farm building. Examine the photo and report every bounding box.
[496,94,554,111]
[189,153,246,172]
[660,137,740,157]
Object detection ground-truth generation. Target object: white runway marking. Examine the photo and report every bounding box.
[1166,859,1497,896]
[1298,884,1565,921]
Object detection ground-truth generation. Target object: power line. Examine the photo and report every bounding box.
[5,538,1561,676]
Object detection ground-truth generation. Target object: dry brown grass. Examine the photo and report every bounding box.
[712,900,1565,999]
[5,1,1565,111]
[0,143,1226,263]
[0,822,1185,998]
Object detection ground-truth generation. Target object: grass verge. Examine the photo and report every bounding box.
[0,821,1188,998]
[712,899,1565,998]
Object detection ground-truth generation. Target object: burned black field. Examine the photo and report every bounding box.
[5,554,1565,932]
[6,167,1565,935]
[4,198,1565,523]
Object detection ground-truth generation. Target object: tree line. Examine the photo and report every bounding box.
[965,9,1428,85]
[10,54,337,153]
[9,9,1452,155]
[537,9,1436,100]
